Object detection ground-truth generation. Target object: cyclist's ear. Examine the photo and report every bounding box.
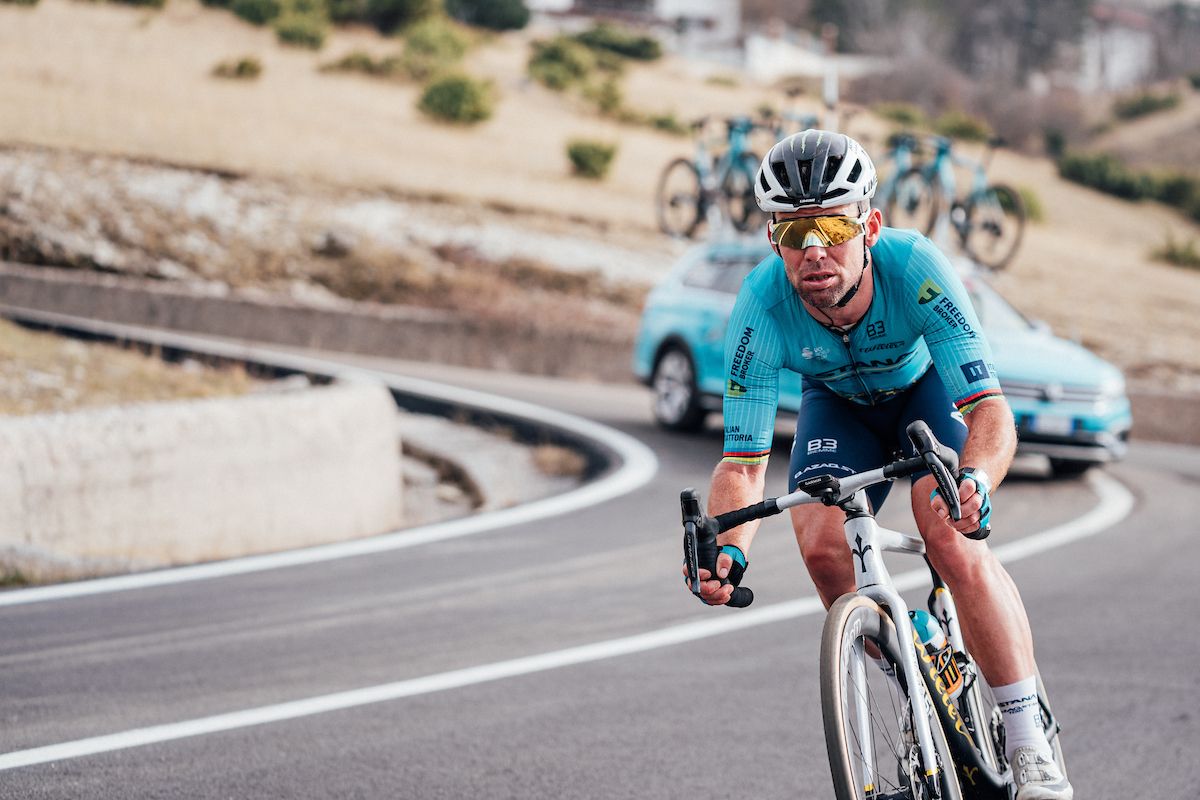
[864,206,883,246]
[766,216,781,256]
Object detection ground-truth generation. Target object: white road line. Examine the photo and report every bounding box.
[0,471,1134,771]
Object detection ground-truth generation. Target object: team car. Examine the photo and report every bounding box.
[632,240,1131,477]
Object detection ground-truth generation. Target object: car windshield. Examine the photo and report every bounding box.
[681,252,761,295]
[965,278,1034,333]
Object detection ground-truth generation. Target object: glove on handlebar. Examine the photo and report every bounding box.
[958,467,991,539]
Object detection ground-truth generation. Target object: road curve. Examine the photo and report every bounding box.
[2,351,1197,798]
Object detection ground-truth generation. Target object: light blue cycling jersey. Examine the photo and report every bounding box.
[722,227,1002,464]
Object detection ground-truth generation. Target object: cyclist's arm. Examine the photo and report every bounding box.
[696,459,768,605]
[902,238,1014,527]
[698,281,785,601]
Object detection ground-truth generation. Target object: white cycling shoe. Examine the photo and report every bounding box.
[1012,745,1073,800]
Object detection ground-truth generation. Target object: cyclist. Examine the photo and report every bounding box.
[689,130,1072,800]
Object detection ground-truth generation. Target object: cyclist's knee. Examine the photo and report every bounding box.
[791,506,852,597]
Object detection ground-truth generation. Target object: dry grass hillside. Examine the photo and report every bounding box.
[2,0,1200,390]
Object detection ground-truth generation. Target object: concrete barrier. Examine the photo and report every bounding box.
[0,380,402,581]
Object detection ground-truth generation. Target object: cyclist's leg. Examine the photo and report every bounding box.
[894,370,1036,687]
[788,381,887,609]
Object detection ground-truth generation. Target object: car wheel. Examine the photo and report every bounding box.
[1049,459,1092,478]
[651,346,707,431]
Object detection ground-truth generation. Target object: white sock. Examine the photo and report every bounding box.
[993,676,1052,763]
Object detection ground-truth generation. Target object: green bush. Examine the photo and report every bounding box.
[0,0,40,6]
[232,0,281,25]
[201,0,232,6]
[1057,151,1156,201]
[933,110,991,142]
[648,111,687,136]
[418,73,493,124]
[874,102,925,128]
[583,77,622,116]
[1018,186,1044,224]
[567,139,617,179]
[274,12,328,48]
[401,16,468,80]
[326,0,365,21]
[362,0,435,33]
[1153,172,1200,210]
[212,56,263,79]
[320,50,401,76]
[1152,235,1200,270]
[1190,72,1200,91]
[1113,90,1180,120]
[444,0,528,31]
[528,37,595,91]
[109,0,167,6]
[573,23,661,61]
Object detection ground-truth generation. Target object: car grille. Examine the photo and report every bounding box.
[1000,380,1104,404]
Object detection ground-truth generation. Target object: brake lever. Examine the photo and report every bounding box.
[681,489,705,595]
[906,421,962,521]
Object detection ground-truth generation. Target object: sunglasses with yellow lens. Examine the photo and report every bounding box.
[768,211,869,250]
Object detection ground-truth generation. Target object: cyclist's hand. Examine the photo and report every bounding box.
[680,544,748,606]
[930,471,992,538]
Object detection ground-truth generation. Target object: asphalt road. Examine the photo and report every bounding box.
[3,357,1199,799]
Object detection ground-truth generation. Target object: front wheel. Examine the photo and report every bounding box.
[821,595,964,800]
[884,168,939,235]
[963,183,1025,270]
[650,345,707,431]
[655,158,704,238]
[721,151,765,233]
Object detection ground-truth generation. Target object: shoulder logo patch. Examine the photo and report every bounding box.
[918,278,943,305]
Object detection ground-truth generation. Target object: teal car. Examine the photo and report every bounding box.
[632,241,1131,477]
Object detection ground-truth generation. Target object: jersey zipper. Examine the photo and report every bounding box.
[838,331,875,405]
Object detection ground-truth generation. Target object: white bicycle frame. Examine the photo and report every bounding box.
[775,465,970,791]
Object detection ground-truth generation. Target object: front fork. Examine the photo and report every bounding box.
[841,508,946,796]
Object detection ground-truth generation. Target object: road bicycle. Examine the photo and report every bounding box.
[681,421,1066,799]
[655,116,763,239]
[886,136,1026,271]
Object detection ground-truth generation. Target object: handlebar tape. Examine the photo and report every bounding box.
[714,498,781,533]
[728,587,754,608]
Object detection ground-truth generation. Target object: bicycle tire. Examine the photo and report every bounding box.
[721,151,765,233]
[655,158,704,238]
[821,594,964,800]
[962,183,1024,270]
[884,167,939,236]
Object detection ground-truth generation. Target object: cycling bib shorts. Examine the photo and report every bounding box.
[787,367,968,511]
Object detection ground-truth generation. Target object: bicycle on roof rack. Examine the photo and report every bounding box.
[655,115,765,239]
[886,135,1026,271]
[681,421,1066,799]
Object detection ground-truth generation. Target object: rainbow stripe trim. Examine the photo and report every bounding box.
[722,449,771,465]
[955,388,1004,413]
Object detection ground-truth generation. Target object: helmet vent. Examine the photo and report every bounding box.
[847,161,862,184]
[772,162,791,189]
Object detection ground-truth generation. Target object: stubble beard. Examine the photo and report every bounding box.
[788,268,849,310]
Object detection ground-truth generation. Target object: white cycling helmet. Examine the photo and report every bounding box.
[755,129,878,212]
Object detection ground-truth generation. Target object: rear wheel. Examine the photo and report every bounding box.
[963,183,1025,270]
[656,158,704,238]
[821,595,964,800]
[650,345,707,431]
[885,168,939,234]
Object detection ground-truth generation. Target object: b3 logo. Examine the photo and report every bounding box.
[807,438,838,454]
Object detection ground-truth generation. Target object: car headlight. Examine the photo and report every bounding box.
[1096,376,1126,402]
